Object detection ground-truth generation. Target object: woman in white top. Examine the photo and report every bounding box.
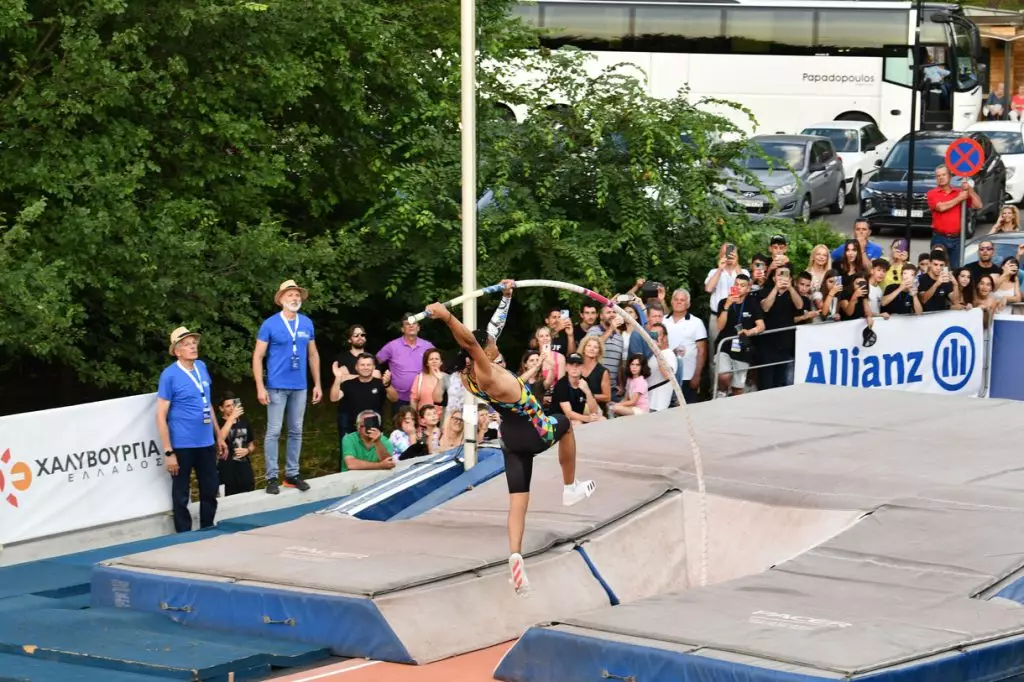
[704,242,748,355]
[993,257,1022,306]
[805,244,831,293]
[534,326,566,409]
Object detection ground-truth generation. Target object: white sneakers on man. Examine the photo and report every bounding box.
[562,479,597,507]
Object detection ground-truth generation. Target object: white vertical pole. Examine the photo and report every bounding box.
[460,0,478,471]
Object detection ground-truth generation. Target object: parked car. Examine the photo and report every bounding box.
[720,134,845,221]
[963,231,1024,268]
[859,130,1006,236]
[966,120,1024,204]
[800,120,892,201]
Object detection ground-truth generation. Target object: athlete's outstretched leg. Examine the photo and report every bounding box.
[556,418,597,506]
[504,449,534,596]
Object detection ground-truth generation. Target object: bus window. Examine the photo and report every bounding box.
[512,3,539,28]
[816,10,908,53]
[883,49,914,89]
[633,6,725,53]
[542,4,629,50]
[950,20,980,92]
[724,8,814,54]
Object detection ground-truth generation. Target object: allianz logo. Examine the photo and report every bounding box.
[803,326,974,392]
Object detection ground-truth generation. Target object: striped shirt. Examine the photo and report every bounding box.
[586,325,624,394]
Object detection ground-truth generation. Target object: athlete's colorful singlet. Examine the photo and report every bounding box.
[465,368,559,443]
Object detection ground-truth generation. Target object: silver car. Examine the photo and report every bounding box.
[721,134,846,221]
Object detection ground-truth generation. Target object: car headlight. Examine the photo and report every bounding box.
[860,186,875,199]
[774,183,796,196]
[714,182,729,193]
[1007,168,1016,180]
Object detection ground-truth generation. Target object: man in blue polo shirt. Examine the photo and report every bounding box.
[252,280,323,495]
[831,218,883,266]
[156,327,228,533]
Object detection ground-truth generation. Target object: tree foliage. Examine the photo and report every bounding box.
[0,0,842,405]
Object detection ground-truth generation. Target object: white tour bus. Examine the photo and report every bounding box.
[507,0,983,139]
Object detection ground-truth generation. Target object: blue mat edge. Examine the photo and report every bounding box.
[91,565,415,664]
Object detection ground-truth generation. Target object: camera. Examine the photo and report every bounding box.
[363,415,381,431]
[640,280,661,301]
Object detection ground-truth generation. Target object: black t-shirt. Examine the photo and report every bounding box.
[552,375,587,417]
[796,295,813,325]
[759,284,804,360]
[838,289,868,321]
[333,351,361,375]
[716,297,763,363]
[339,378,387,420]
[881,283,916,315]
[582,363,608,400]
[918,273,953,312]
[550,331,571,356]
[225,417,254,451]
[573,325,590,345]
[967,261,1001,281]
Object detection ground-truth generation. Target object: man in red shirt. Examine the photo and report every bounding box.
[926,164,982,269]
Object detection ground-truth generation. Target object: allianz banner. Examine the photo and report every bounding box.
[794,309,984,396]
[0,393,170,546]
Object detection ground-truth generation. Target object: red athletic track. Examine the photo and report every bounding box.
[273,642,514,682]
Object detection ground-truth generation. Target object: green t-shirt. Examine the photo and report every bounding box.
[340,432,394,472]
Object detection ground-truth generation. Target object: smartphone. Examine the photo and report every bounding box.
[615,294,632,304]
[650,330,659,341]
[542,343,551,354]
[725,243,736,258]
[729,285,739,298]
[363,415,381,431]
[560,309,570,320]
[233,398,242,409]
[832,276,842,287]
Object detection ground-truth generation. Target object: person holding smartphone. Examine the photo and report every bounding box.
[216,392,256,496]
[340,410,397,472]
[918,250,955,312]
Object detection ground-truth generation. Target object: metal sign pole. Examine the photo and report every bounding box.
[960,191,967,269]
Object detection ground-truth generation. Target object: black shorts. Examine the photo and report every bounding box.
[500,413,571,494]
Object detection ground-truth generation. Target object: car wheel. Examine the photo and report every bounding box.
[800,195,812,222]
[847,173,861,203]
[829,182,845,214]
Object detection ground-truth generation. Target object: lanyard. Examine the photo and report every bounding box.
[177,361,207,405]
[280,312,299,356]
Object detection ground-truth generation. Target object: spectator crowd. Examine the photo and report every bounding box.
[157,231,1022,531]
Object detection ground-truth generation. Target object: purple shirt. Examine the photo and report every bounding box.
[376,336,434,402]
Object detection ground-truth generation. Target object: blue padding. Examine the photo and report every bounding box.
[997,577,1024,604]
[390,447,505,521]
[989,317,1024,401]
[215,496,346,532]
[0,652,178,682]
[0,560,94,600]
[91,565,414,664]
[355,458,468,521]
[572,546,619,606]
[498,627,1024,682]
[494,627,832,682]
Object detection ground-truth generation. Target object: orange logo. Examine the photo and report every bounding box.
[0,448,32,508]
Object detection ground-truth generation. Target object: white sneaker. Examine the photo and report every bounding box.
[508,553,530,596]
[563,479,597,507]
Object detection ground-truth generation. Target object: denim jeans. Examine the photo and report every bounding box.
[931,233,961,269]
[264,388,307,480]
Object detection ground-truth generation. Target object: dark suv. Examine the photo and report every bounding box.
[859,130,1006,236]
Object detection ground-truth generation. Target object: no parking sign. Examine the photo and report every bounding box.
[944,137,985,178]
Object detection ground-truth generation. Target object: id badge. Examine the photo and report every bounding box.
[203,405,212,424]
[290,354,300,371]
[730,337,742,353]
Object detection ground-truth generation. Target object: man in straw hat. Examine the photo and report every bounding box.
[252,280,322,494]
[157,327,228,532]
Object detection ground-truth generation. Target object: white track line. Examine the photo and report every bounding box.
[287,660,381,681]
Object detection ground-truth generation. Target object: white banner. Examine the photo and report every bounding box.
[794,309,984,396]
[0,393,170,546]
